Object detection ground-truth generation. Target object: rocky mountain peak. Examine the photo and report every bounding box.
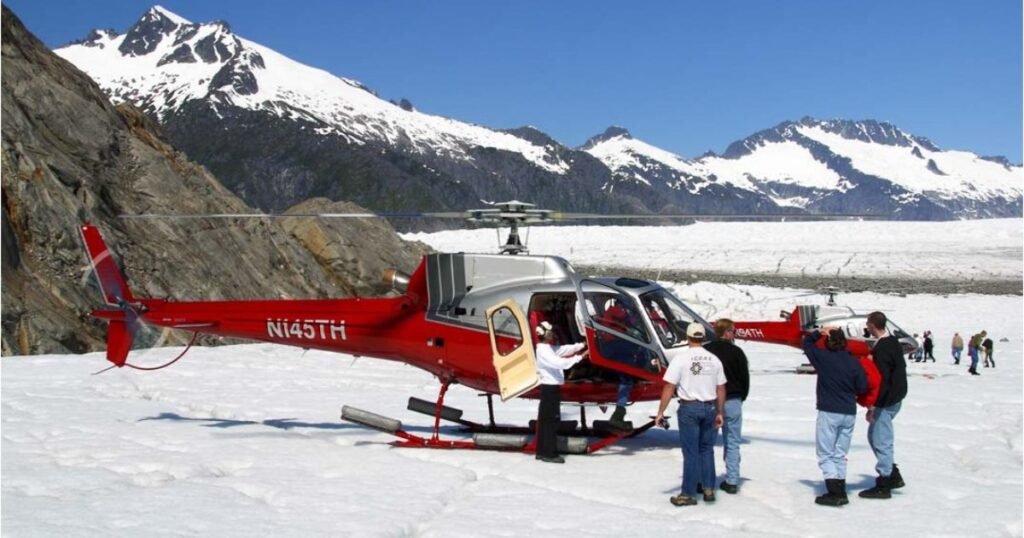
[118,5,190,57]
[502,126,561,148]
[723,117,944,159]
[800,117,940,151]
[580,126,632,150]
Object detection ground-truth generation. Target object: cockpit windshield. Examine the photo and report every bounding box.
[583,290,650,344]
[843,317,911,341]
[639,288,708,348]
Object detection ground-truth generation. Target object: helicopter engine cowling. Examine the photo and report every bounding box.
[383,269,410,293]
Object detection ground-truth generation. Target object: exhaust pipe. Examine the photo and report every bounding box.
[383,269,410,293]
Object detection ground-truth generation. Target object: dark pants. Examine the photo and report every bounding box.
[536,384,561,458]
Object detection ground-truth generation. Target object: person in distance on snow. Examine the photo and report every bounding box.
[802,327,867,507]
[533,321,588,464]
[982,335,995,368]
[922,331,935,362]
[950,332,964,365]
[967,330,987,376]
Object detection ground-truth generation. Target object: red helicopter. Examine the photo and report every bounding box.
[82,201,884,455]
[732,287,920,372]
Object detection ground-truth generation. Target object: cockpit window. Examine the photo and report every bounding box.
[578,281,661,373]
[639,289,706,348]
[887,321,910,339]
[585,291,650,344]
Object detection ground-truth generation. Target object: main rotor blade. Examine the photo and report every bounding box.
[118,212,468,219]
[551,212,883,220]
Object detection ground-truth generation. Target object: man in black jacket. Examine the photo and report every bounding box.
[860,311,908,499]
[704,318,749,494]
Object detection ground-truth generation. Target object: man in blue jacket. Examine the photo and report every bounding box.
[803,327,867,507]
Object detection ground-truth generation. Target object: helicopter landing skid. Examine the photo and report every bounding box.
[340,379,652,453]
[340,401,656,454]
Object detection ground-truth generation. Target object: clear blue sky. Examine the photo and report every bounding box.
[6,0,1022,162]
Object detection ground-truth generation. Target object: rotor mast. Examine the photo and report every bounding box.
[466,200,553,255]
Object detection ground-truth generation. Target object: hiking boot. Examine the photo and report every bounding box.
[535,455,565,464]
[815,479,848,507]
[889,465,905,489]
[858,476,892,499]
[720,482,738,494]
[836,479,849,504]
[608,405,633,432]
[669,494,697,506]
[703,488,716,502]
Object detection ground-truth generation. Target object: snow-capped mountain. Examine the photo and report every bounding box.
[56,6,631,219]
[56,6,1021,220]
[59,6,568,174]
[584,119,1023,219]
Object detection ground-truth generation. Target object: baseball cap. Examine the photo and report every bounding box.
[535,321,553,337]
[686,323,706,339]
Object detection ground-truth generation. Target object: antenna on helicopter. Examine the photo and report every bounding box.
[466,200,553,255]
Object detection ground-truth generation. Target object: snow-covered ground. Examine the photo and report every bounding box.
[4,222,1022,536]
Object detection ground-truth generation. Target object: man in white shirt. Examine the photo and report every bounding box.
[655,323,726,506]
[534,321,588,463]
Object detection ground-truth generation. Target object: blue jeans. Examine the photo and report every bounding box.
[722,398,743,485]
[616,375,633,407]
[816,411,855,480]
[868,401,902,477]
[677,401,718,496]
[968,347,979,370]
[951,348,961,363]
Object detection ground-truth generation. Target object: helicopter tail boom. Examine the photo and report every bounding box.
[733,307,805,347]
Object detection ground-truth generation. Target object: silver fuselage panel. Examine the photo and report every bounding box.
[424,253,580,330]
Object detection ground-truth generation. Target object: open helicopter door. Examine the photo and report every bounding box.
[485,300,540,401]
[573,279,665,382]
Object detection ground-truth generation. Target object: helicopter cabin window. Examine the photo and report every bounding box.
[580,284,661,373]
[490,307,524,356]
[529,293,583,346]
[639,289,703,350]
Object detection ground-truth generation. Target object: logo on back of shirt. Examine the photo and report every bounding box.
[690,362,703,375]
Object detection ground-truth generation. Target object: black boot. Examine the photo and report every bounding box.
[836,479,849,505]
[608,405,633,431]
[889,464,905,489]
[815,479,847,506]
[859,475,892,499]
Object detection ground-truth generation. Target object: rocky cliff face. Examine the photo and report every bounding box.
[1,6,428,355]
